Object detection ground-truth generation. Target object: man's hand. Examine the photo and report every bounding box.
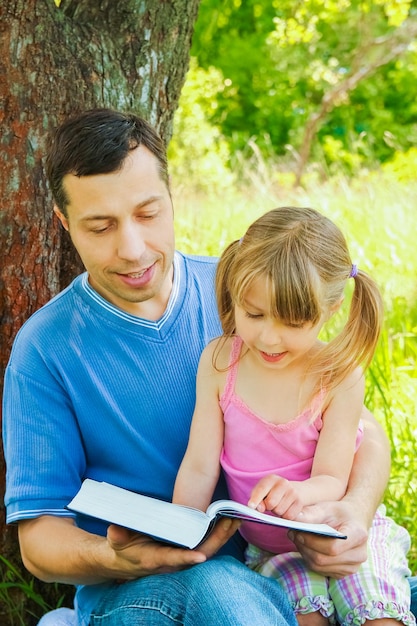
[107,517,241,580]
[288,500,368,579]
[18,515,240,586]
[195,517,241,557]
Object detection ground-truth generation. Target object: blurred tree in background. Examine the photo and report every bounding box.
[181,0,417,178]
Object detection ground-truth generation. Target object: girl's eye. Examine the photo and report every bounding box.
[245,311,263,319]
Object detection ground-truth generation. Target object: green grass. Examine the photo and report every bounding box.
[0,555,65,625]
[172,165,417,572]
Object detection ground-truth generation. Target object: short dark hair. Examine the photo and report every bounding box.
[46,108,169,214]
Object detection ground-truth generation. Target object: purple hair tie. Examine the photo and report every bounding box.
[349,264,358,278]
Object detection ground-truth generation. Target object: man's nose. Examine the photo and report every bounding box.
[117,223,146,261]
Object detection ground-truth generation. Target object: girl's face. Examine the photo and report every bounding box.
[234,276,326,369]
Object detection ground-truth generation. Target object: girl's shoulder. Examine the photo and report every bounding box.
[338,365,364,391]
[325,365,365,408]
[202,335,234,371]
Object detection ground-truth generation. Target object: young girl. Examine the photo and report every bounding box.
[174,207,414,626]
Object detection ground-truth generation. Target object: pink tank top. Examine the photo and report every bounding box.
[219,336,363,553]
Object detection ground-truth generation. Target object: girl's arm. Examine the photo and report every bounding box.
[289,408,390,578]
[302,369,365,503]
[249,369,365,519]
[173,340,225,512]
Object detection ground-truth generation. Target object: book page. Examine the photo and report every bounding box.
[206,499,346,539]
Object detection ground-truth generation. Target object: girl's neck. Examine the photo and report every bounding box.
[235,347,321,424]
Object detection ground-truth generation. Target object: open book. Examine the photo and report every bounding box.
[67,479,347,549]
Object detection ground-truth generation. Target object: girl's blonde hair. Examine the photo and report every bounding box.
[215,206,383,397]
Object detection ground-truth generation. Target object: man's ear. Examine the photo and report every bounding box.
[53,206,69,231]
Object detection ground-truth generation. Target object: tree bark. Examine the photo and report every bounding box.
[0,0,200,621]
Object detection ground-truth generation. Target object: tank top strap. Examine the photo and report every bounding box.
[221,336,243,405]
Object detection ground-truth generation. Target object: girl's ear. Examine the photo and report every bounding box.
[328,297,344,318]
[54,206,69,231]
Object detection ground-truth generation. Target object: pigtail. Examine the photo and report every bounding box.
[215,240,240,336]
[345,269,384,369]
[310,268,383,394]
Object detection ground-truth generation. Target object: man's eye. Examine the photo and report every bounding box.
[137,206,159,220]
[91,226,110,234]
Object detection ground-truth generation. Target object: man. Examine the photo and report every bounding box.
[1,108,402,625]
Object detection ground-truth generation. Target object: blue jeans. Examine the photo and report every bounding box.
[38,574,417,625]
[89,556,298,625]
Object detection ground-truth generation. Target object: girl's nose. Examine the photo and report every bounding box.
[260,320,282,347]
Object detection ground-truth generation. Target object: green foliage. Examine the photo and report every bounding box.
[167,58,236,197]
[382,146,417,181]
[191,0,417,167]
[366,300,417,561]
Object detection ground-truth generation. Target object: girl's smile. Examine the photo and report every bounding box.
[259,350,288,364]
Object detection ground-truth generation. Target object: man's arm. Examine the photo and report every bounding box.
[18,515,240,585]
[289,408,390,578]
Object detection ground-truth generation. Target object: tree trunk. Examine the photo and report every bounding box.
[0,0,200,622]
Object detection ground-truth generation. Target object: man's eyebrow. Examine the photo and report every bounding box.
[133,195,164,208]
[79,196,163,222]
[79,214,112,222]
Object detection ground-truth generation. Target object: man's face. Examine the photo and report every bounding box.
[55,146,175,320]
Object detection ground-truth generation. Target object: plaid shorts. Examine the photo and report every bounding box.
[245,506,415,626]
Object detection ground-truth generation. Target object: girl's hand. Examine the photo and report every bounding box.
[247,474,304,520]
